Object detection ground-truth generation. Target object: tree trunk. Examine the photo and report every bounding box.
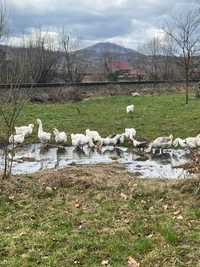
[185,81,189,104]
[3,146,8,179]
[185,67,189,104]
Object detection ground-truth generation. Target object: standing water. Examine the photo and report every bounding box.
[0,144,192,179]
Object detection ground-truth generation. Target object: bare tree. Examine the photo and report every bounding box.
[0,45,32,83]
[160,35,180,81]
[102,52,116,80]
[0,0,7,40]
[0,1,29,178]
[102,52,112,77]
[25,29,58,83]
[139,36,163,80]
[60,31,86,82]
[0,84,29,178]
[163,8,200,104]
[0,0,8,82]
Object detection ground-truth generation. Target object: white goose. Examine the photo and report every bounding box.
[173,135,200,149]
[9,133,25,145]
[124,128,137,140]
[126,104,134,113]
[113,134,126,145]
[119,133,126,144]
[85,129,102,143]
[53,128,67,143]
[173,138,187,148]
[195,134,200,147]
[185,137,198,149]
[100,134,125,147]
[15,124,34,137]
[147,134,173,154]
[101,137,115,146]
[71,133,94,149]
[101,136,117,146]
[36,119,51,144]
[132,138,148,151]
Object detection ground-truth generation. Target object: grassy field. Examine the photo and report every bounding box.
[1,93,200,143]
[0,164,200,267]
[1,94,200,266]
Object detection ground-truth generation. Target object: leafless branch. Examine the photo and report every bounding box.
[163,8,200,103]
[60,30,86,82]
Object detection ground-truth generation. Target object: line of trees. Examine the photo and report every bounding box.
[0,28,86,84]
[102,5,200,98]
[138,8,200,104]
[1,4,200,97]
[163,9,200,104]
[138,35,177,81]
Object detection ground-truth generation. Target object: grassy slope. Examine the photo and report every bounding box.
[0,165,200,267]
[3,94,200,143]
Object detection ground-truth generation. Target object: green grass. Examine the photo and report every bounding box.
[0,94,200,266]
[0,165,200,266]
[1,93,200,143]
[158,225,179,246]
[133,238,154,253]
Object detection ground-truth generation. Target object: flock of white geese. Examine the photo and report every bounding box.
[8,116,200,154]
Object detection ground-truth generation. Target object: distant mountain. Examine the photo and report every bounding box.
[0,42,146,77]
[79,42,141,55]
[74,42,145,73]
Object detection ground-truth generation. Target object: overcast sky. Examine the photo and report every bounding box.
[6,0,200,50]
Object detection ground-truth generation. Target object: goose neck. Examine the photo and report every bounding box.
[38,121,43,133]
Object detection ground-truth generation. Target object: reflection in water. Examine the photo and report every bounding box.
[0,144,193,179]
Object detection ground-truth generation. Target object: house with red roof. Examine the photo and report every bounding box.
[108,60,145,80]
[110,61,130,72]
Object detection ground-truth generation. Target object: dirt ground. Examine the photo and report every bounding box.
[0,163,175,196]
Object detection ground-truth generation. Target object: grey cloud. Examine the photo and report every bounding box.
[6,0,200,48]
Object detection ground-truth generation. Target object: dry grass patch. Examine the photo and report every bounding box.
[0,164,200,266]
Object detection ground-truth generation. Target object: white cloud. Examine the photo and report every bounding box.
[6,0,200,49]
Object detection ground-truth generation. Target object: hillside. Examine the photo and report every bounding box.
[78,42,142,56]
[74,42,146,73]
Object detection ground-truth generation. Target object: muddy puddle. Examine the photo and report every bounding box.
[0,144,193,179]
